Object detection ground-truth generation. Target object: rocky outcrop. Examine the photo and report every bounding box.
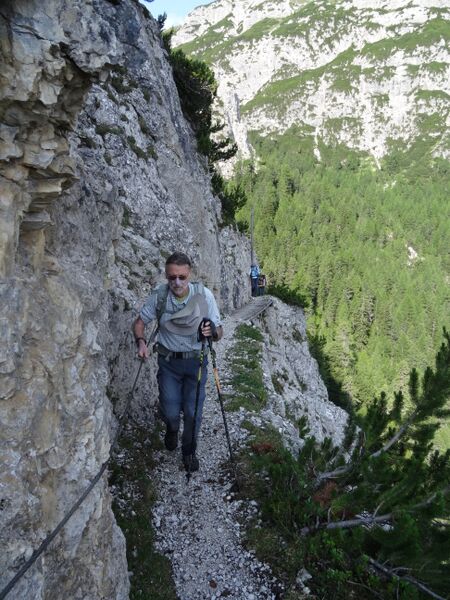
[0,1,251,598]
[258,298,347,449]
[225,298,348,455]
[174,0,450,165]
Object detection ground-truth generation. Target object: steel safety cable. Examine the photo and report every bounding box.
[0,330,151,600]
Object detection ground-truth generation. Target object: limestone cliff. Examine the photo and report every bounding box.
[174,0,450,167]
[0,1,251,598]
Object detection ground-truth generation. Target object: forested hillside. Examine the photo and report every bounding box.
[234,132,449,439]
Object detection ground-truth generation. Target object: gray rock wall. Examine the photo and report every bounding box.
[0,1,251,598]
[259,298,348,449]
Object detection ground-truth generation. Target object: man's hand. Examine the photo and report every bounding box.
[198,319,222,341]
[137,339,149,360]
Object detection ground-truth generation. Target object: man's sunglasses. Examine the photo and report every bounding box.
[167,275,188,281]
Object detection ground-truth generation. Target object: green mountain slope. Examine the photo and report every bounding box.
[174,0,450,163]
[235,132,449,435]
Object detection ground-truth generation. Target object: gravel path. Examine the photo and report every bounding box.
[151,308,282,600]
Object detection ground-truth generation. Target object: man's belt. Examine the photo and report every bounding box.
[154,343,208,360]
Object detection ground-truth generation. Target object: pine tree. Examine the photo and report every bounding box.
[307,330,450,597]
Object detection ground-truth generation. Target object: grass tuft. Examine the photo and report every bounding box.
[224,323,267,411]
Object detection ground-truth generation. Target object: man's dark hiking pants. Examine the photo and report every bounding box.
[157,354,208,457]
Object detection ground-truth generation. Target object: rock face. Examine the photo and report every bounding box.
[0,1,251,598]
[259,298,348,448]
[174,0,450,165]
[236,298,348,454]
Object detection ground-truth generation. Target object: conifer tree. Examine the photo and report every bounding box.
[246,332,449,599]
[234,131,449,408]
[305,330,450,597]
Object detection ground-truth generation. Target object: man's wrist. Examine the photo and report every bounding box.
[135,337,146,346]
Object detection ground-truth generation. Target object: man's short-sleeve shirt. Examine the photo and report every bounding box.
[140,283,222,352]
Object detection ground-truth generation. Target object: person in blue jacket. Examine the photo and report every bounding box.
[249,263,260,297]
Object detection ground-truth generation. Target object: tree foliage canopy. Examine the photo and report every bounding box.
[163,31,237,164]
[163,30,239,224]
[234,130,449,446]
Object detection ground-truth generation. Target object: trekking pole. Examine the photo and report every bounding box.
[118,319,159,435]
[207,338,238,488]
[112,336,149,447]
[186,339,207,484]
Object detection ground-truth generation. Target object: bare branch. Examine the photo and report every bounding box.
[300,513,393,536]
[314,464,352,486]
[368,558,446,600]
[315,412,416,486]
[301,486,450,536]
[347,580,385,600]
[373,501,384,518]
[370,413,416,459]
[413,485,450,510]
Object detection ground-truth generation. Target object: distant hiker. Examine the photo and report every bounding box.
[133,251,223,472]
[249,263,260,297]
[257,273,267,296]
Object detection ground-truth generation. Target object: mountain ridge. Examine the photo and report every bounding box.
[174,0,450,165]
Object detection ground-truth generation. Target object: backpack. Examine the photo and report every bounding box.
[250,265,259,278]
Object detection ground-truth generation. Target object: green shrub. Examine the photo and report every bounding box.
[271,373,284,394]
[138,115,151,135]
[106,89,118,103]
[235,336,450,599]
[127,136,147,159]
[111,64,127,75]
[110,75,134,94]
[146,144,157,159]
[163,30,237,165]
[225,323,267,411]
[80,135,97,148]
[211,171,247,227]
[266,283,308,308]
[122,205,131,227]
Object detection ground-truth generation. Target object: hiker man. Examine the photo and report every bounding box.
[249,263,260,297]
[133,251,223,472]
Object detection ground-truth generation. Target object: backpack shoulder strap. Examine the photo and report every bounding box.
[152,283,169,323]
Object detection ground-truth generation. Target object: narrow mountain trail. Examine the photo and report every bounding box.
[150,298,283,600]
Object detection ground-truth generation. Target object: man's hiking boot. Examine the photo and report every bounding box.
[183,454,199,472]
[164,429,178,451]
